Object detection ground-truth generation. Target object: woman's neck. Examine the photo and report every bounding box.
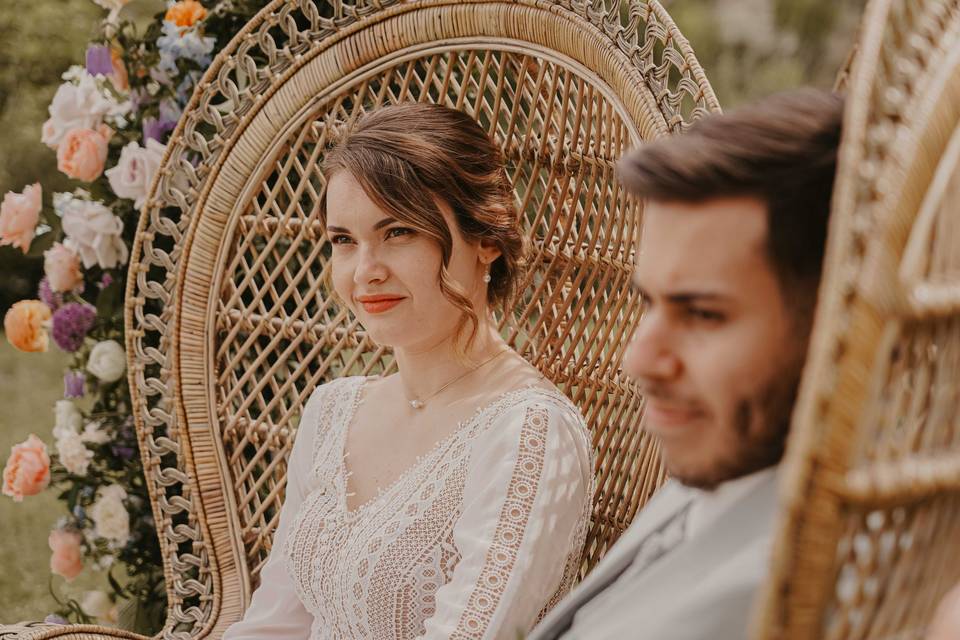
[392,320,506,402]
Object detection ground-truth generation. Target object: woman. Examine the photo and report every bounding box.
[223,103,594,639]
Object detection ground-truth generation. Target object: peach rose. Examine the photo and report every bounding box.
[165,0,207,27]
[2,434,51,502]
[57,126,111,182]
[0,183,42,253]
[44,242,84,293]
[49,529,83,580]
[4,300,52,353]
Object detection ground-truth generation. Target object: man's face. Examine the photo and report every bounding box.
[624,196,809,489]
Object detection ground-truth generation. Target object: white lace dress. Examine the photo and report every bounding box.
[223,375,594,640]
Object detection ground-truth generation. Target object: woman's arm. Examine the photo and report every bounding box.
[221,384,330,639]
[418,397,594,639]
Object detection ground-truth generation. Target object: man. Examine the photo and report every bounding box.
[530,88,844,639]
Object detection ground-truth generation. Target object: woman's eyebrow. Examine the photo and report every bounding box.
[327,217,396,235]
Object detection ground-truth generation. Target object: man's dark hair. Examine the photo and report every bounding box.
[617,88,844,317]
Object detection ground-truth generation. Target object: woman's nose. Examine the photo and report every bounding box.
[623,310,682,382]
[353,245,388,285]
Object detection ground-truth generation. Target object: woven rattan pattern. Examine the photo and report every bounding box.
[754,1,960,639]
[107,2,719,640]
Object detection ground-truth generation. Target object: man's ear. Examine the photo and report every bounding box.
[478,238,502,265]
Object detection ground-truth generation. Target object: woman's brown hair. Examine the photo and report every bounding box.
[319,103,525,351]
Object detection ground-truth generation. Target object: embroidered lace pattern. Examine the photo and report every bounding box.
[281,376,592,639]
[449,406,549,638]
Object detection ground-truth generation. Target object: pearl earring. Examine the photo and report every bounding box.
[482,267,492,283]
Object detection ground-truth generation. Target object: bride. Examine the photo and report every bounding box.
[223,103,594,639]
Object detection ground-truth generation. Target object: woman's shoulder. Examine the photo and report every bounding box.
[476,382,590,449]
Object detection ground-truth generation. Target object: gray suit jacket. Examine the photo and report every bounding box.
[529,469,779,640]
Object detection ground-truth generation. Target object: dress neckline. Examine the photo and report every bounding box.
[335,375,565,518]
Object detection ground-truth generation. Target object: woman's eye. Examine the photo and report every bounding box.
[385,227,414,239]
[687,308,725,323]
[330,234,353,245]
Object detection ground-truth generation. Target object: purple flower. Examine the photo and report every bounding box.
[51,303,97,352]
[38,277,64,311]
[111,445,137,461]
[43,614,68,625]
[98,273,114,290]
[142,117,176,144]
[64,371,86,398]
[85,45,113,77]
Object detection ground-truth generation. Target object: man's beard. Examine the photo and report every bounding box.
[670,359,804,490]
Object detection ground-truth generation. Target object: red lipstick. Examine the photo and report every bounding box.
[356,294,405,314]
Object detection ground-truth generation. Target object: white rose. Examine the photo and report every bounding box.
[53,400,83,441]
[80,590,114,619]
[80,421,111,445]
[59,196,128,269]
[105,139,165,209]
[89,484,130,545]
[56,431,94,476]
[41,72,122,149]
[86,340,127,383]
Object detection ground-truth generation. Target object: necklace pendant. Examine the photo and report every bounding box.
[410,399,425,410]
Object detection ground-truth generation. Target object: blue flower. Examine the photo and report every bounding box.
[156,20,215,75]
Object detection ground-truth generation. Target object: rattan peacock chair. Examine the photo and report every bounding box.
[752,0,960,638]
[0,1,719,638]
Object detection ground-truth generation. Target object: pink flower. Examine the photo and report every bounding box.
[48,529,83,580]
[4,300,52,353]
[2,434,51,502]
[57,126,111,182]
[44,242,84,293]
[0,183,42,253]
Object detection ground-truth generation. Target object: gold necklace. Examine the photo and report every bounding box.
[406,350,509,410]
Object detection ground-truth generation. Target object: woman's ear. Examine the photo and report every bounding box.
[477,238,502,266]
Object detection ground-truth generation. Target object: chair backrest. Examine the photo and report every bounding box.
[124,0,718,636]
[753,0,960,637]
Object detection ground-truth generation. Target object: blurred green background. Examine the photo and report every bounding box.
[0,0,864,624]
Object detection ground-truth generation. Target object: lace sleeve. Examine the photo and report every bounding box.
[221,382,331,639]
[417,396,594,640]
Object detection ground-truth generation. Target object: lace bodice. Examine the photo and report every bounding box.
[223,376,594,640]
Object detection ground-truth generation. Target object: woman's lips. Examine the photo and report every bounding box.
[357,296,405,314]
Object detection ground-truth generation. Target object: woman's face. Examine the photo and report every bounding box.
[325,170,496,352]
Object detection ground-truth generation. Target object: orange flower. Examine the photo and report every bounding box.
[2,434,51,502]
[4,300,52,353]
[110,47,129,92]
[165,0,207,28]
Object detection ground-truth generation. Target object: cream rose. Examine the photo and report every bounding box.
[105,139,165,209]
[59,196,128,269]
[41,72,120,149]
[86,340,126,383]
[80,421,111,445]
[44,242,84,293]
[89,485,130,546]
[80,590,115,621]
[56,431,94,476]
[0,183,42,254]
[53,400,83,441]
